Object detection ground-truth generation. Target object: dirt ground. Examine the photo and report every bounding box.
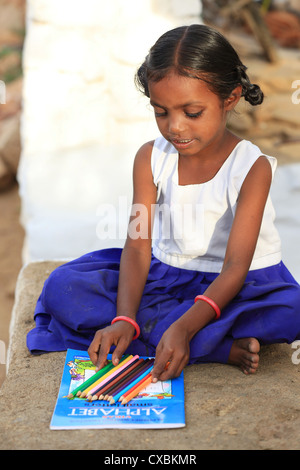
[0,183,24,387]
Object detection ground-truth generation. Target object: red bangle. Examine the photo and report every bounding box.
[194,295,221,320]
[111,316,140,340]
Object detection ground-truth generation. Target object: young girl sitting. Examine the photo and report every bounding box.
[27,24,300,382]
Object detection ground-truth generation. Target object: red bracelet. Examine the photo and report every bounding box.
[111,316,140,340]
[194,295,221,320]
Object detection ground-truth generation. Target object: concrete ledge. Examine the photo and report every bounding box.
[1,262,300,450]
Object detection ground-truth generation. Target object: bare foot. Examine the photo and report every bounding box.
[228,338,260,374]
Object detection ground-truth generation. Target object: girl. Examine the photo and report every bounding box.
[27,24,300,381]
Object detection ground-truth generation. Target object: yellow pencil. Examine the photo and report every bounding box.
[80,355,133,398]
[121,374,152,405]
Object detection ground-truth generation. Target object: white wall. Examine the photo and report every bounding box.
[19,0,202,262]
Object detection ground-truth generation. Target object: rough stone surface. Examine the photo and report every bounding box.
[1,262,300,450]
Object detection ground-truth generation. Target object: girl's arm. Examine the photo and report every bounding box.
[88,141,157,371]
[152,155,273,381]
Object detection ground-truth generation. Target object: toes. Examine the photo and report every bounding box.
[243,351,259,365]
[242,358,259,375]
[240,352,259,375]
[247,338,260,354]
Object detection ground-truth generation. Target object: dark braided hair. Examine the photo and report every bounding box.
[135,24,263,106]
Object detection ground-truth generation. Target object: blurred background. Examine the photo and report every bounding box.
[0,0,300,386]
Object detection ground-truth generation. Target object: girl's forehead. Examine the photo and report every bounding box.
[148,73,218,106]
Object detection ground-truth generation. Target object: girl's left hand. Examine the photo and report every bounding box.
[151,321,190,382]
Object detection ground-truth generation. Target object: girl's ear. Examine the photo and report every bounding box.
[224,85,242,110]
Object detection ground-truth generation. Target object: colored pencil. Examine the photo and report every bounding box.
[90,358,144,400]
[120,359,170,403]
[121,373,153,404]
[66,360,114,399]
[85,357,143,401]
[117,361,154,402]
[104,359,154,402]
[120,369,152,402]
[92,359,149,401]
[101,359,151,401]
[85,354,139,398]
[79,354,133,398]
[109,361,154,404]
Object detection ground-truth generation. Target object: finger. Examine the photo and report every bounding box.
[88,331,102,366]
[152,352,173,383]
[111,336,130,366]
[157,358,185,382]
[95,336,112,372]
[153,351,189,382]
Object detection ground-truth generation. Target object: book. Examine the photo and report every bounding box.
[50,348,185,429]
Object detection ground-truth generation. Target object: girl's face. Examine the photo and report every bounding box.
[148,72,240,159]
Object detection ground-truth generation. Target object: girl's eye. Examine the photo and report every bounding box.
[186,111,203,119]
[154,110,167,117]
[153,109,203,118]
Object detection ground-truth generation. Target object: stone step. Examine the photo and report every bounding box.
[1,262,300,450]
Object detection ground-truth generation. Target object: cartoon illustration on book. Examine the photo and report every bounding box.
[67,358,95,380]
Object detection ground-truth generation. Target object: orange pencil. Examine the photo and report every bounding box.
[121,373,152,405]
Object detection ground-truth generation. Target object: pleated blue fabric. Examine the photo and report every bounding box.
[26,248,300,364]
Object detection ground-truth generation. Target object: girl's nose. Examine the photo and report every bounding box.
[168,115,185,135]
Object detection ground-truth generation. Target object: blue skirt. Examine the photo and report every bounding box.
[26,248,300,364]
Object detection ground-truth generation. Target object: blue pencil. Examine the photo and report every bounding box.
[109,360,154,404]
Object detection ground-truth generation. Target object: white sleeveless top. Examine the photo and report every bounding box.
[151,136,282,273]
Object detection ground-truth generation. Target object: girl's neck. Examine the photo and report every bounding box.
[178,131,241,186]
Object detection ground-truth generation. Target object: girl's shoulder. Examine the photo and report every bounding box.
[235,139,276,166]
[133,140,155,169]
[135,137,176,179]
[132,140,156,185]
[230,139,277,182]
[135,140,155,157]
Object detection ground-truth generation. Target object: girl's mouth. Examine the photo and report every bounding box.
[171,139,195,149]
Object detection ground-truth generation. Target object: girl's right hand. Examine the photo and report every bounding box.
[88,320,136,372]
